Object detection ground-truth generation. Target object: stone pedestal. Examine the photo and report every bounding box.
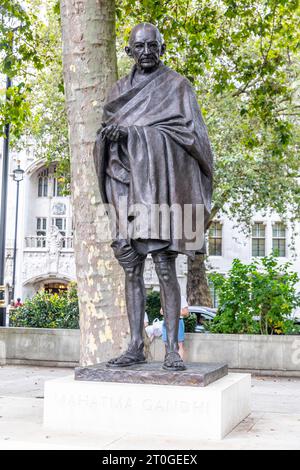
[44,372,251,440]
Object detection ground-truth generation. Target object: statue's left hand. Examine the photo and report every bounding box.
[101,124,128,142]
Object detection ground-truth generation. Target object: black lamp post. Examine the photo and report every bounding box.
[11,161,24,304]
[0,75,12,326]
[0,24,21,325]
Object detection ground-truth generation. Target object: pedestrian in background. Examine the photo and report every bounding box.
[161,295,189,360]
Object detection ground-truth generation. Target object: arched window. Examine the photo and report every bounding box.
[53,177,63,197]
[37,169,49,197]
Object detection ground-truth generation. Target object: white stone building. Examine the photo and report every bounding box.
[1,141,300,309]
[1,142,75,303]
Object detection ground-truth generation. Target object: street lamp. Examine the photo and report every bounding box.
[0,21,22,325]
[13,162,25,182]
[0,74,12,325]
[11,161,24,304]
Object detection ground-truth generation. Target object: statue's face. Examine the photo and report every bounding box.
[126,25,165,72]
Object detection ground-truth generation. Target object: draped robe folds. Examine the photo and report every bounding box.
[93,63,213,258]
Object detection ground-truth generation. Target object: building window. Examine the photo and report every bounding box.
[208,279,219,308]
[52,218,67,247]
[53,177,63,197]
[272,222,286,257]
[209,222,222,256]
[38,169,48,197]
[252,223,265,257]
[52,217,66,235]
[36,218,47,247]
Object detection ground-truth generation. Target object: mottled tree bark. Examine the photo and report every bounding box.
[60,0,129,365]
[187,254,213,307]
[186,209,220,307]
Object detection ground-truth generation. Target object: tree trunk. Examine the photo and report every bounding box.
[60,0,129,365]
[186,254,213,307]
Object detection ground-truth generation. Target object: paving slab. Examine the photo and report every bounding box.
[0,365,299,449]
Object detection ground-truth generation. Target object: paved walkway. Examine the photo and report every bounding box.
[0,365,299,449]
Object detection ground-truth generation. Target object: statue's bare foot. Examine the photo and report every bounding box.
[106,349,146,368]
[162,351,186,371]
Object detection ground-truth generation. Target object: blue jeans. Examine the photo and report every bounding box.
[162,318,185,343]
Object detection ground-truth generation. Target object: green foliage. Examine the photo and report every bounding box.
[184,313,197,333]
[0,0,70,189]
[208,256,300,335]
[9,283,79,329]
[2,0,300,228]
[0,0,46,138]
[19,0,70,190]
[284,322,300,335]
[146,289,162,324]
[0,82,31,139]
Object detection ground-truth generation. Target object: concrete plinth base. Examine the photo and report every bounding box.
[44,373,251,440]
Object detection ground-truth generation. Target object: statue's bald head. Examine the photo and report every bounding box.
[125,23,166,72]
[129,23,163,46]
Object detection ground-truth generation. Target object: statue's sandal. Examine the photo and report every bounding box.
[162,351,186,371]
[106,351,146,368]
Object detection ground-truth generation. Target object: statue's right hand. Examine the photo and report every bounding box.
[101,124,128,142]
[96,122,107,140]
